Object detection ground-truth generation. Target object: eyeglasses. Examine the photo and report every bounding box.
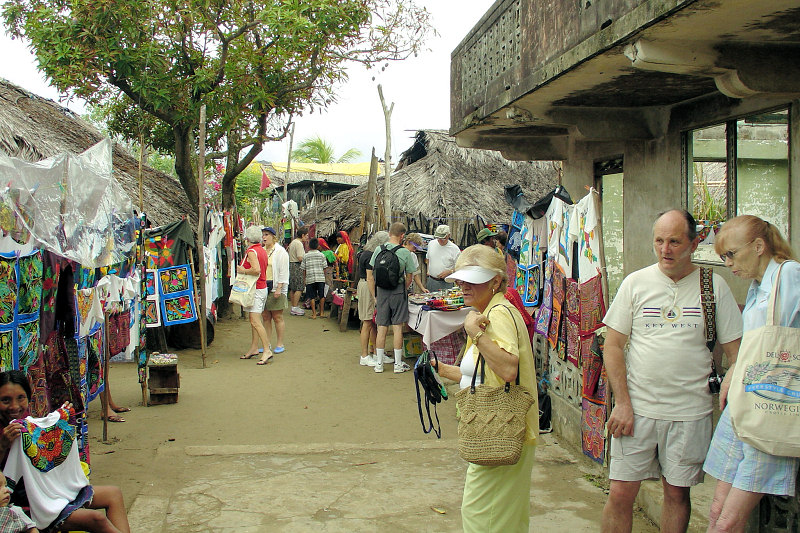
[719,239,755,262]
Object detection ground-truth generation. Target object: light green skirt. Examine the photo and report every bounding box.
[461,444,536,533]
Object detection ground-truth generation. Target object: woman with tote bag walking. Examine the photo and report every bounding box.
[703,215,800,533]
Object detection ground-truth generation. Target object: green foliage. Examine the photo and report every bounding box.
[292,135,362,163]
[692,163,727,222]
[235,163,270,206]
[4,0,433,209]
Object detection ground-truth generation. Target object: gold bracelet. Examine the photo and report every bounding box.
[472,330,485,345]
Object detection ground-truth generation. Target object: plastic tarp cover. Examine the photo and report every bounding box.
[0,139,135,267]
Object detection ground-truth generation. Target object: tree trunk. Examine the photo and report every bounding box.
[173,124,200,213]
[378,85,393,228]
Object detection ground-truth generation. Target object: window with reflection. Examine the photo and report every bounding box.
[686,108,789,263]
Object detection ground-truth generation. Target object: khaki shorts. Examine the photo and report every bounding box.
[357,279,375,321]
[264,292,288,311]
[609,414,712,487]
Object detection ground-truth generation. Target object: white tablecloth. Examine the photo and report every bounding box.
[408,303,473,346]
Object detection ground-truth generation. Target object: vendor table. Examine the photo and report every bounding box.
[408,304,472,365]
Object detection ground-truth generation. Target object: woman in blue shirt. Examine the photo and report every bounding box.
[703,215,800,533]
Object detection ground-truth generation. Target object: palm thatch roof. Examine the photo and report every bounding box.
[301,130,561,246]
[0,78,193,226]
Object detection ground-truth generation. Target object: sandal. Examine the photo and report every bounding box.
[112,407,131,413]
[240,353,258,359]
[256,354,274,366]
[102,415,125,423]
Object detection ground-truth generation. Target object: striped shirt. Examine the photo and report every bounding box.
[300,250,327,284]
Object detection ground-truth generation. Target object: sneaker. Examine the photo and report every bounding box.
[393,362,411,374]
[382,354,394,364]
[359,354,376,367]
[374,362,384,373]
[290,307,305,316]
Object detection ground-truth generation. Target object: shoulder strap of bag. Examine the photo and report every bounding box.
[700,267,716,352]
[472,304,523,392]
[766,261,791,326]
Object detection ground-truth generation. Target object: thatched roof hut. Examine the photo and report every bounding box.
[301,130,561,247]
[0,78,193,225]
[264,162,371,210]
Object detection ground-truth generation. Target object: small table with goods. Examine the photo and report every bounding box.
[407,289,472,365]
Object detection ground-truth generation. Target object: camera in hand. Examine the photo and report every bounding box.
[708,372,723,394]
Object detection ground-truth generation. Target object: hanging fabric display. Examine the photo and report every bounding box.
[157,264,197,326]
[507,210,524,261]
[144,270,161,328]
[26,349,49,418]
[534,257,554,336]
[0,250,42,371]
[581,397,607,465]
[143,219,195,270]
[579,274,606,335]
[569,191,604,282]
[546,197,573,272]
[82,328,105,403]
[39,251,64,345]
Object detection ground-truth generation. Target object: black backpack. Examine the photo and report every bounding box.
[373,244,402,289]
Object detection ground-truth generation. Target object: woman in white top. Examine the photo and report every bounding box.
[261,227,290,354]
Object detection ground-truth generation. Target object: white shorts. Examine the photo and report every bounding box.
[609,414,712,487]
[244,288,268,314]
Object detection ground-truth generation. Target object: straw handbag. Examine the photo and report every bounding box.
[728,261,800,457]
[455,306,537,468]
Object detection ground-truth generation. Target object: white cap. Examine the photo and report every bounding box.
[445,265,497,284]
[433,224,451,239]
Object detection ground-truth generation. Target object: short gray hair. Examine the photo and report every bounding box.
[245,225,262,244]
[364,231,390,252]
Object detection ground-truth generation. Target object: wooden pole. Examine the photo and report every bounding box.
[196,105,209,368]
[138,138,148,407]
[378,85,394,228]
[138,133,146,212]
[102,310,110,442]
[360,149,378,235]
[284,122,295,205]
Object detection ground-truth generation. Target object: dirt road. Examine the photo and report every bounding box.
[85,312,658,531]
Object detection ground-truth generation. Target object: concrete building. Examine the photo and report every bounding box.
[450,1,800,531]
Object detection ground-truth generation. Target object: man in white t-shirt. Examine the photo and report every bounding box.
[601,209,742,533]
[425,224,460,292]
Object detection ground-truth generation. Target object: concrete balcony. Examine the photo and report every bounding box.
[450,0,800,160]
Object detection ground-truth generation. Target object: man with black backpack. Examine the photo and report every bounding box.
[367,222,416,373]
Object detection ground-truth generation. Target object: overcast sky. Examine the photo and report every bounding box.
[0,1,496,164]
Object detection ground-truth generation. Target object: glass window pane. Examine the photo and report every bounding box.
[690,124,727,263]
[601,172,624,299]
[736,109,789,237]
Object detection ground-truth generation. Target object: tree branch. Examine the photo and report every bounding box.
[108,74,176,125]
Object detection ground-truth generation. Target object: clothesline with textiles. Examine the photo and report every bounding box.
[503,185,610,465]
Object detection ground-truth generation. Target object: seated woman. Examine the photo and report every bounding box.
[0,370,130,533]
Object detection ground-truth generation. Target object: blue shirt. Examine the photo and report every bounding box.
[743,259,800,332]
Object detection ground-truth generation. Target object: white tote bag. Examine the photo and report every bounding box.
[728,262,800,457]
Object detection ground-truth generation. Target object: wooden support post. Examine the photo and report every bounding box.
[196,105,209,368]
[102,311,110,442]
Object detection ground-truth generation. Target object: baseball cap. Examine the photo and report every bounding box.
[476,228,498,243]
[262,226,277,235]
[445,265,497,284]
[433,224,451,239]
